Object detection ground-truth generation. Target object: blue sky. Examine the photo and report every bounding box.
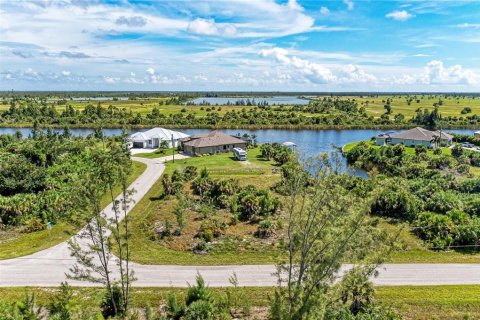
[1,0,479,91]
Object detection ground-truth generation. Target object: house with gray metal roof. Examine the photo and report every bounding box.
[129,127,189,149]
[181,130,247,156]
[375,127,453,148]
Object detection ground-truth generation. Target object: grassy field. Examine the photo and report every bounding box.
[115,147,284,265]
[4,95,480,122]
[0,161,147,260]
[0,285,478,319]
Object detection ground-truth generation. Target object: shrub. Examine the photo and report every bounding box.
[415,144,427,156]
[255,219,276,238]
[48,282,77,320]
[371,182,420,221]
[198,218,225,242]
[162,173,184,196]
[451,144,464,158]
[183,166,198,181]
[433,148,442,155]
[100,285,125,319]
[236,186,280,220]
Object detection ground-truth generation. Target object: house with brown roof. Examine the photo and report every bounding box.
[375,127,453,148]
[180,130,247,156]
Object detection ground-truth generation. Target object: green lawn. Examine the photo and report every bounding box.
[115,147,283,265]
[133,147,176,159]
[0,285,478,319]
[0,161,147,260]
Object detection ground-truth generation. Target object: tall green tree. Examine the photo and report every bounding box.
[270,155,393,320]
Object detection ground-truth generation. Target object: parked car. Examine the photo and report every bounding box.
[461,142,474,148]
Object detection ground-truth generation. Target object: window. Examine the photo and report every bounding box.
[223,145,227,150]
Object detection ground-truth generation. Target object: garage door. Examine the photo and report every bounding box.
[133,141,144,148]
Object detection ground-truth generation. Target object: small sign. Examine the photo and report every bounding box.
[46,222,53,230]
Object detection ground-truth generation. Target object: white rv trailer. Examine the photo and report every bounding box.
[233,147,247,161]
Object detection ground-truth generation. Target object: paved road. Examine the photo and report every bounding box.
[1,155,479,287]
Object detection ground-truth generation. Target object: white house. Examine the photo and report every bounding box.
[129,127,189,149]
[375,127,453,148]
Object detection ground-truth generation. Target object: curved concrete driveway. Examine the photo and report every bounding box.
[1,155,479,287]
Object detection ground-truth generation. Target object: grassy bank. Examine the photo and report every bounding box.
[1,285,478,319]
[0,161,147,260]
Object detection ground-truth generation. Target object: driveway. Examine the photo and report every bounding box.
[1,155,480,287]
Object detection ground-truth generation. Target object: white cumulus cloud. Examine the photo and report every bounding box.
[260,47,376,85]
[386,10,415,21]
[320,6,330,15]
[422,60,477,85]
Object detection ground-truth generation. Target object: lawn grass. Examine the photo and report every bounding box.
[133,147,176,159]
[116,147,284,265]
[0,285,478,319]
[0,161,147,260]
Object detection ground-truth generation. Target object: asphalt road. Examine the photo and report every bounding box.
[1,155,479,288]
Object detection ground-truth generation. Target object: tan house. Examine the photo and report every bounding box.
[181,131,247,156]
[375,127,453,148]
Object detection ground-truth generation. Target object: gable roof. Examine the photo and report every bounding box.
[389,127,453,141]
[130,127,189,142]
[182,130,246,148]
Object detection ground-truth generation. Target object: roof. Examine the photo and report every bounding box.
[182,130,246,148]
[130,127,189,142]
[282,141,297,147]
[388,127,453,141]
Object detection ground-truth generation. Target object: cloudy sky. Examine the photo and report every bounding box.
[1,0,479,91]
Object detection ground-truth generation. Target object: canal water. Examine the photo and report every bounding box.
[1,127,475,159]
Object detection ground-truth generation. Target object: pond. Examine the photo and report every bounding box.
[47,97,129,102]
[189,96,310,105]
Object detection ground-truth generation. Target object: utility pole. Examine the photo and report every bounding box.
[172,134,175,163]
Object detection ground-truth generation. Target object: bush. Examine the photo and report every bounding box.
[255,219,276,238]
[162,173,184,196]
[415,144,427,156]
[100,285,125,319]
[451,144,464,158]
[183,166,198,181]
[371,182,420,221]
[236,186,280,220]
[48,282,77,320]
[198,218,225,242]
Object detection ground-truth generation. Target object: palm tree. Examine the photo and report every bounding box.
[431,134,441,149]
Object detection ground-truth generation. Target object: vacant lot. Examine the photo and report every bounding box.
[118,147,284,265]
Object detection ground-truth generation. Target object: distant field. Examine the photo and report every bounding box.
[352,95,480,118]
[3,95,479,120]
